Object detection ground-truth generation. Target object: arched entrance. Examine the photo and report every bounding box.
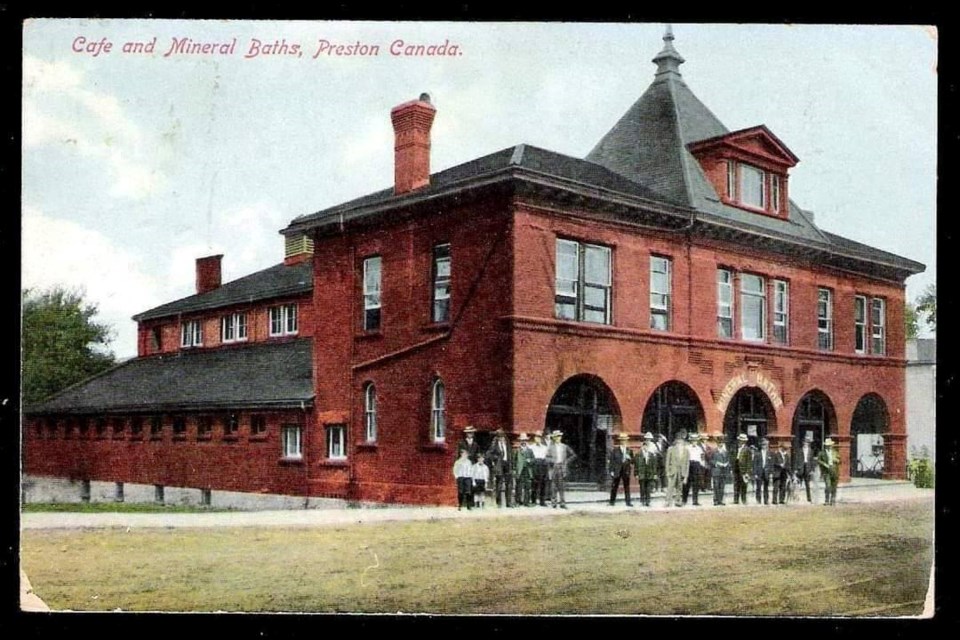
[792,391,837,454]
[641,381,705,442]
[723,387,777,447]
[544,375,621,484]
[851,393,889,478]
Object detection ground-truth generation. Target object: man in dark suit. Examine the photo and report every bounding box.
[772,441,791,505]
[486,428,514,507]
[709,435,731,505]
[734,433,752,505]
[752,437,775,505]
[607,433,634,506]
[546,430,577,508]
[513,433,535,507]
[634,432,659,506]
[795,436,816,503]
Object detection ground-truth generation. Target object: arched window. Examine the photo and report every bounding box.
[431,379,446,442]
[364,383,377,443]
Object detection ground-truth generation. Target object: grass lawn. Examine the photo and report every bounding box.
[21,498,933,615]
[22,502,236,513]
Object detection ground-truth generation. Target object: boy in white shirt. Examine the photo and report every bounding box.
[453,449,474,510]
[472,453,490,509]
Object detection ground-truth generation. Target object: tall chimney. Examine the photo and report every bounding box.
[390,92,436,195]
[196,254,223,294]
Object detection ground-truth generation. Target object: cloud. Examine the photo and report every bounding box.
[22,56,165,199]
[22,205,163,358]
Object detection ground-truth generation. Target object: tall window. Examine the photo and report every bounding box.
[172,416,186,437]
[181,320,202,348]
[555,239,612,324]
[150,416,163,438]
[771,175,781,213]
[364,383,377,443]
[817,288,833,350]
[726,161,736,199]
[224,413,239,437]
[717,268,733,338]
[854,295,867,354]
[150,326,162,352]
[220,313,248,343]
[740,274,765,341]
[871,298,886,355]
[269,304,298,337]
[739,164,766,209]
[431,379,446,442]
[773,280,789,345]
[251,415,267,436]
[432,244,451,323]
[650,256,672,331]
[327,424,346,460]
[197,416,212,438]
[363,256,382,331]
[281,424,303,459]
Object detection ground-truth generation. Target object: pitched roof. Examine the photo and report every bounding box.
[134,261,312,322]
[283,32,923,281]
[284,143,677,234]
[25,339,314,416]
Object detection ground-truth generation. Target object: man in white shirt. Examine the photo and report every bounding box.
[530,432,549,507]
[683,432,704,506]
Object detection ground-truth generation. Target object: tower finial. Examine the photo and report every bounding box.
[653,23,684,78]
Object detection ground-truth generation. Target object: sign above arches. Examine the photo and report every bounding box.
[714,371,785,414]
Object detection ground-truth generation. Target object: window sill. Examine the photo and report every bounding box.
[356,442,378,450]
[279,457,305,465]
[172,434,187,442]
[317,459,349,467]
[197,434,213,442]
[355,330,383,340]
[421,322,450,333]
[223,434,240,443]
[250,434,268,442]
[421,442,448,452]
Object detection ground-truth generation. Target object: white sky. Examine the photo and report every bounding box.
[21,21,937,358]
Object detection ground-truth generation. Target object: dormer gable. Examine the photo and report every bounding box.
[687,125,799,218]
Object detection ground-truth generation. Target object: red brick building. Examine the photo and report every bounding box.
[24,31,923,505]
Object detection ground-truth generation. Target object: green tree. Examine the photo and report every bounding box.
[22,286,116,405]
[915,284,936,333]
[905,302,919,339]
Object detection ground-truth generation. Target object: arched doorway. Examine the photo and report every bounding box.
[851,394,889,478]
[641,381,705,442]
[545,375,621,484]
[723,387,777,447]
[792,391,837,454]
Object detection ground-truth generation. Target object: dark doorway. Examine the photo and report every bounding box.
[851,394,888,478]
[544,375,620,485]
[792,391,836,455]
[641,381,704,442]
[723,387,776,448]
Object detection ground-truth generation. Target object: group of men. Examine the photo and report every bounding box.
[454,426,843,510]
[613,429,843,507]
[453,426,578,510]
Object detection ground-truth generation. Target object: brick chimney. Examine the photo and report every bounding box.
[196,254,223,294]
[390,93,436,195]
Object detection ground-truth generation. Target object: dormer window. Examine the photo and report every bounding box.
[739,164,765,209]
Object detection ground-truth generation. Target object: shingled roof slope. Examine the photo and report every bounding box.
[134,261,312,322]
[25,339,313,415]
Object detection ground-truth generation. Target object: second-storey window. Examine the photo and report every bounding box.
[432,244,451,323]
[854,295,867,354]
[717,268,733,338]
[650,256,671,331]
[818,288,833,350]
[220,313,248,343]
[555,239,612,324]
[269,304,298,337]
[363,256,382,331]
[740,274,765,341]
[181,320,202,348]
[871,298,886,355]
[773,280,789,345]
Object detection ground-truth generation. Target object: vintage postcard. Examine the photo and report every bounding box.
[20,20,936,617]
